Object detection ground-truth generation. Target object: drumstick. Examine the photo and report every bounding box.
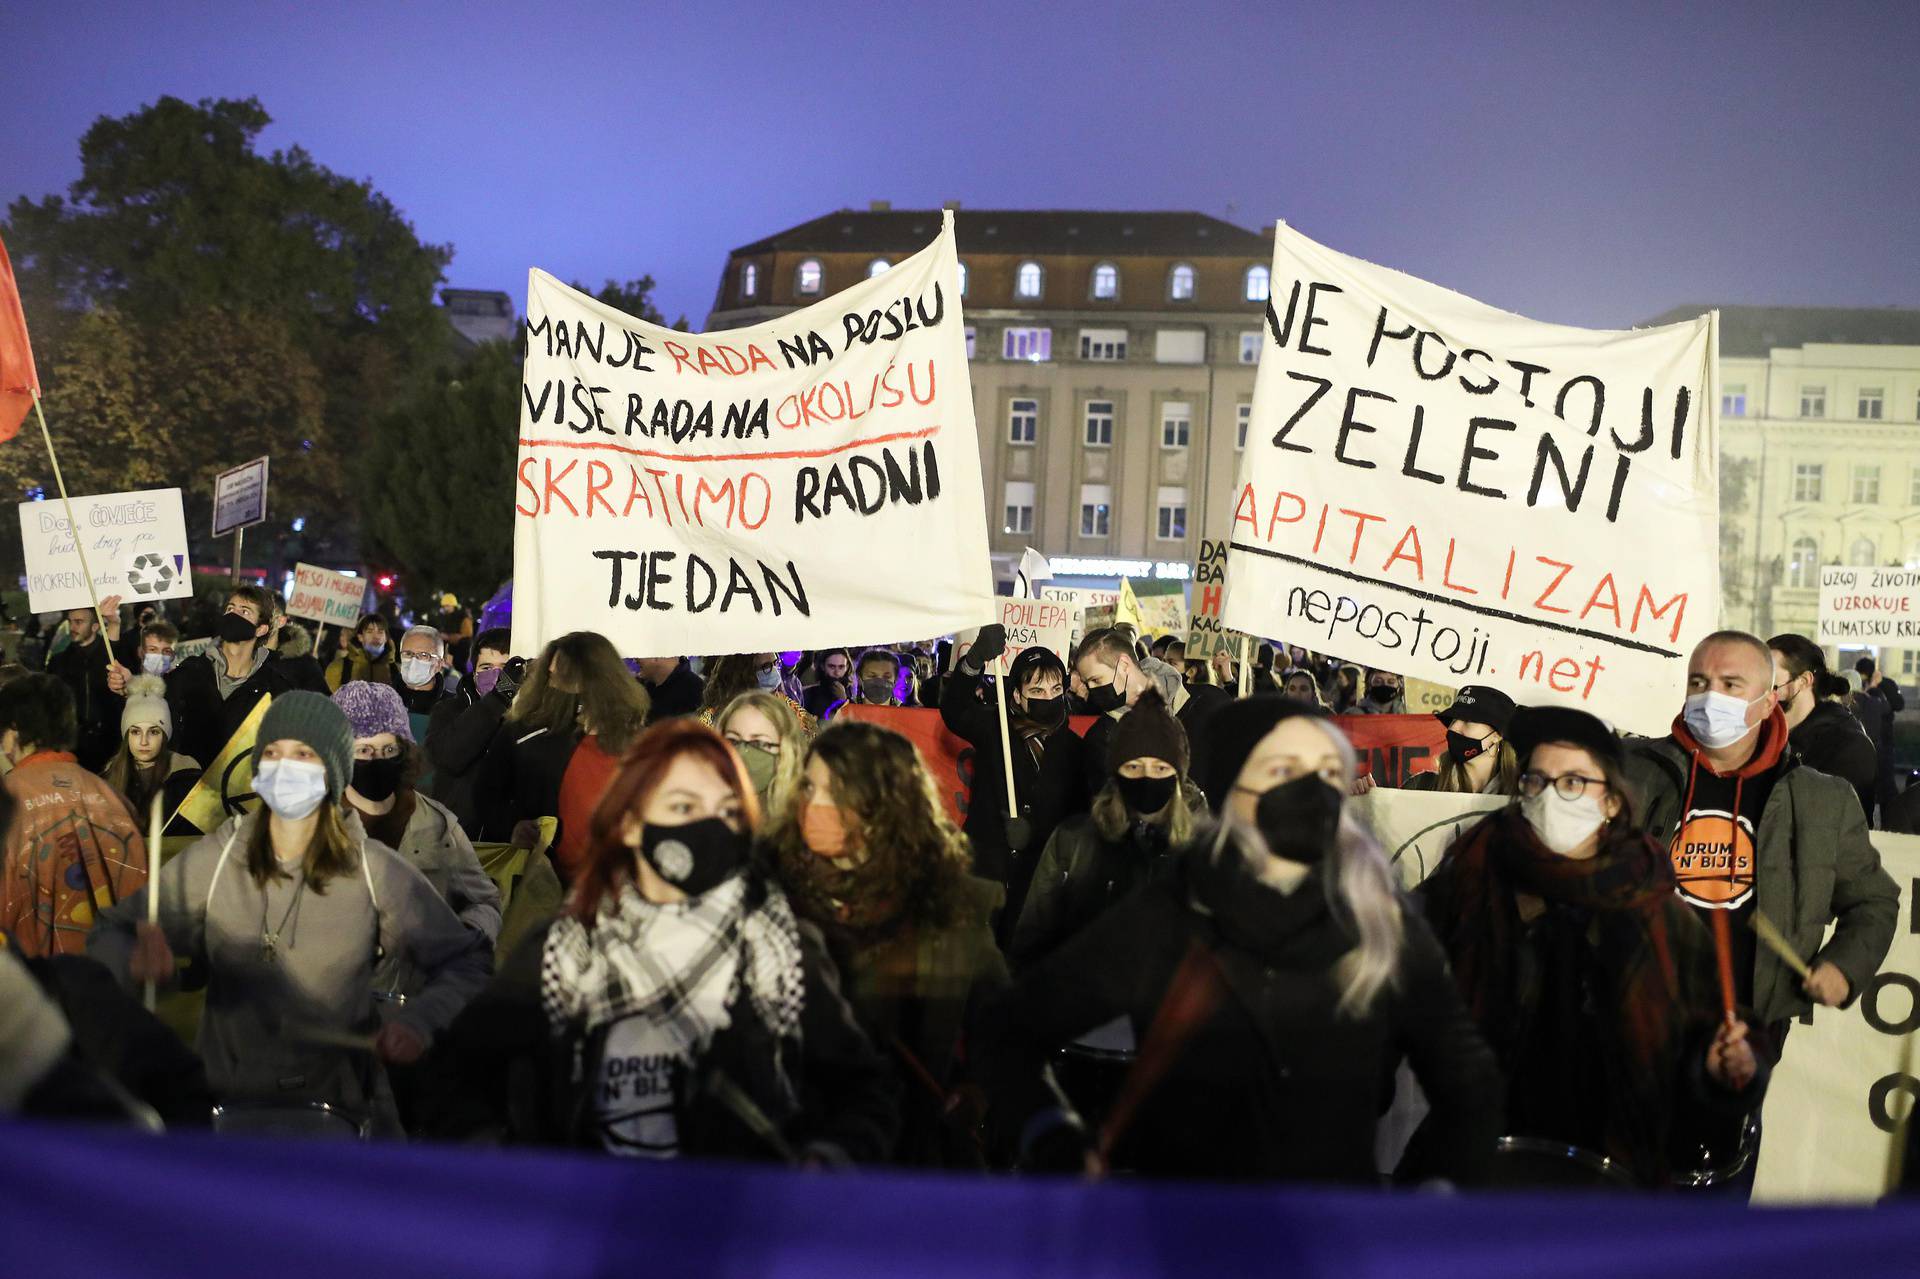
[144,792,162,1012]
[1711,910,1737,1022]
[285,1024,379,1052]
[1098,942,1224,1164]
[1748,908,1814,981]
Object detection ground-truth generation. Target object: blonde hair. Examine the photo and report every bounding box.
[1091,777,1204,845]
[244,803,362,894]
[1217,716,1404,1017]
[717,690,808,821]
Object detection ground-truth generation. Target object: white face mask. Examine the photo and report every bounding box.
[400,656,437,689]
[1521,789,1609,855]
[255,758,330,820]
[1683,689,1763,750]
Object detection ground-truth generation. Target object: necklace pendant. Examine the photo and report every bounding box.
[261,933,279,963]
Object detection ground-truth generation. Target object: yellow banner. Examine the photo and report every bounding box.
[168,695,272,834]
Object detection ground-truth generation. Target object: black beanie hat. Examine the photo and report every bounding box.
[1505,705,1623,772]
[1107,688,1189,776]
[1196,695,1335,811]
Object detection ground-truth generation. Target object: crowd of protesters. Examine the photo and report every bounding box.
[0,582,1907,1195]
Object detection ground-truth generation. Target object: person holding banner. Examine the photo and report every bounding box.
[48,603,123,772]
[1404,687,1520,797]
[1420,706,1766,1187]
[89,692,493,1135]
[100,675,202,834]
[1625,631,1899,1034]
[979,698,1500,1183]
[1011,690,1202,971]
[324,614,395,692]
[423,720,899,1164]
[0,675,149,958]
[770,719,1007,1168]
[423,629,516,838]
[941,626,1088,929]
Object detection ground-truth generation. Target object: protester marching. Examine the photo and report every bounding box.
[2,175,1918,1271]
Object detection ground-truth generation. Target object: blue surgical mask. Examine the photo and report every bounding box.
[254,758,330,820]
[756,665,783,691]
[142,652,174,677]
[362,640,387,659]
[1683,690,1762,750]
[400,656,436,688]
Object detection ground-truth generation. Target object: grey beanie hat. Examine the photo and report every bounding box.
[252,690,354,801]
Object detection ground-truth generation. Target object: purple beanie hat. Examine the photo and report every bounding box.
[332,680,413,743]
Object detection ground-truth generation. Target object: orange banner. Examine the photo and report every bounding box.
[1337,712,1445,785]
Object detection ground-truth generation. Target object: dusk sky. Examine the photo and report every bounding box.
[6,1,1916,330]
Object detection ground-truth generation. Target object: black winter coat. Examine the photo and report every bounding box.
[46,637,119,772]
[938,670,1088,914]
[421,905,900,1163]
[425,689,509,840]
[475,720,581,843]
[1009,799,1195,972]
[643,662,706,720]
[976,841,1503,1184]
[1789,699,1878,820]
[163,650,291,771]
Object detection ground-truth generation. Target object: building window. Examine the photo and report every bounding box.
[1904,651,1920,678]
[1008,398,1038,445]
[1003,482,1035,536]
[1156,487,1188,541]
[1910,469,1920,507]
[964,326,976,359]
[795,259,823,295]
[1236,402,1251,449]
[1091,262,1119,300]
[1168,263,1195,301]
[867,258,891,279]
[1002,327,1052,361]
[1792,462,1823,503]
[1244,265,1271,302]
[1084,400,1115,447]
[1722,385,1746,417]
[1239,331,1261,364]
[1161,401,1192,449]
[957,261,968,297]
[1852,536,1878,566]
[1079,328,1127,361]
[1079,484,1112,538]
[1801,385,1825,418]
[1016,261,1044,300]
[1854,465,1881,505]
[1861,387,1885,419]
[739,263,758,299]
[1155,329,1206,364]
[1788,537,1819,588]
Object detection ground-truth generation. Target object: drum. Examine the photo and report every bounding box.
[1052,1017,1138,1140]
[1671,1114,1762,1190]
[210,1101,369,1141]
[1488,1137,1635,1190]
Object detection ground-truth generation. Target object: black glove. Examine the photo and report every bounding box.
[968,624,1007,673]
[492,656,527,703]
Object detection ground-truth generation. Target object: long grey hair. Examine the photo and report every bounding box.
[1208,714,1405,1018]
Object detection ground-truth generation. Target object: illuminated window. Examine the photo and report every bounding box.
[1091,262,1119,300]
[1016,261,1044,299]
[739,263,757,299]
[867,258,891,279]
[1244,265,1270,302]
[1168,264,1195,301]
[795,259,823,295]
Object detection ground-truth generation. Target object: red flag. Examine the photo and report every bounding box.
[0,232,41,443]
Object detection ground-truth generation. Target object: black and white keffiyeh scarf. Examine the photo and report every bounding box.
[540,874,806,1060]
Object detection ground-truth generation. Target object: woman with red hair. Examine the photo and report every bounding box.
[424,719,898,1162]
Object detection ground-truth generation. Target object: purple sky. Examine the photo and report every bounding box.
[5,1,1916,330]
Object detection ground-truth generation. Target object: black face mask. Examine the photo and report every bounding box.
[218,613,260,644]
[1086,683,1125,715]
[351,756,405,803]
[1248,774,1344,863]
[1446,729,1493,763]
[641,817,748,897]
[1022,694,1067,727]
[1115,772,1177,816]
[1366,684,1398,705]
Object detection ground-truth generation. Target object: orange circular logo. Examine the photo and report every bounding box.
[1670,811,1756,909]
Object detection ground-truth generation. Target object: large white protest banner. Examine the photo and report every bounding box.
[1223,225,1719,736]
[511,212,995,657]
[1754,831,1920,1203]
[1818,565,1920,645]
[18,488,193,613]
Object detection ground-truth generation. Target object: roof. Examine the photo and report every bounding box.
[729,209,1271,258]
[1640,304,1920,357]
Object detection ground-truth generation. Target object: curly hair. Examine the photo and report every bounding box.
[768,719,971,942]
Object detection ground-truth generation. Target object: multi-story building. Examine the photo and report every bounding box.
[1644,305,1920,670]
[706,204,1275,589]
[441,287,517,350]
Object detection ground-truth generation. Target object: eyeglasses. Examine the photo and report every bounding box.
[352,744,405,762]
[1518,771,1605,800]
[726,735,781,755]
[753,662,778,675]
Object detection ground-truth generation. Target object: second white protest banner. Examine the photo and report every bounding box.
[512,211,996,656]
[1223,225,1720,735]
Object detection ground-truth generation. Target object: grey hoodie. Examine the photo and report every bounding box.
[89,809,492,1132]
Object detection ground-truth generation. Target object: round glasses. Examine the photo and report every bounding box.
[1518,771,1605,801]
